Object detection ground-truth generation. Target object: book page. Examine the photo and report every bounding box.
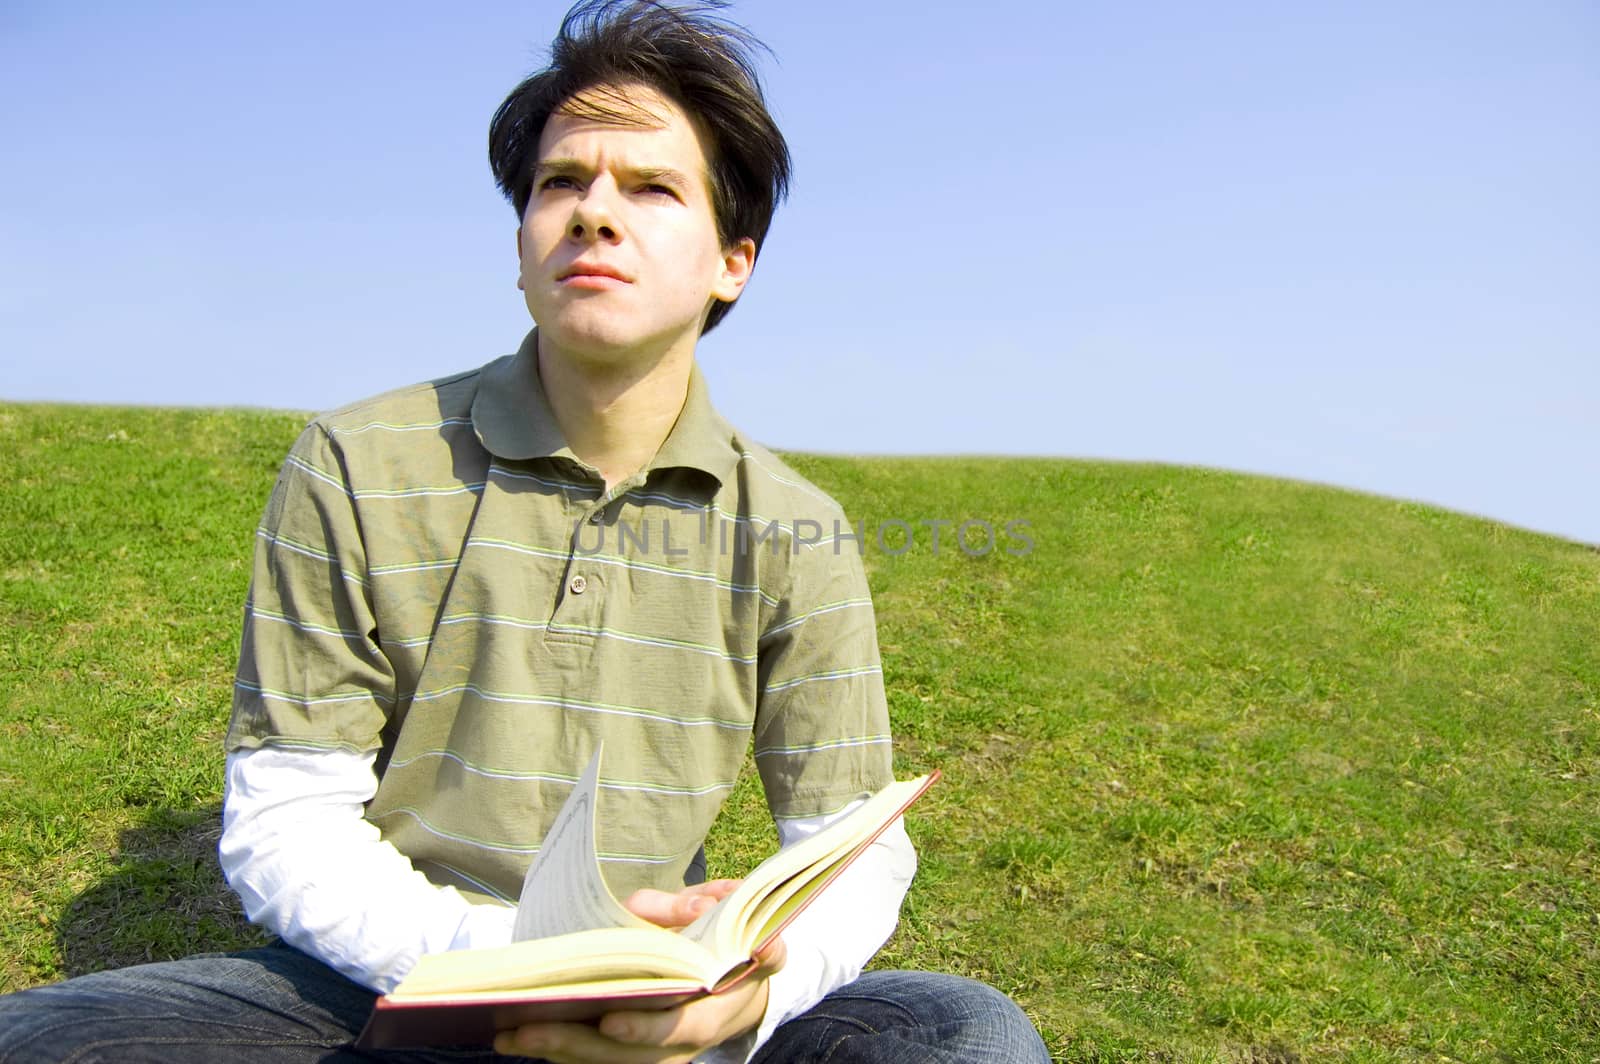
[511,745,655,941]
[394,926,720,996]
[682,773,936,957]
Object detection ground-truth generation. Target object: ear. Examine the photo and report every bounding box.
[709,237,756,304]
[515,226,526,291]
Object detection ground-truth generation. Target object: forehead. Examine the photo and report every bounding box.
[537,83,714,175]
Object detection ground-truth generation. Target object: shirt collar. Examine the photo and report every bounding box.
[471,328,741,487]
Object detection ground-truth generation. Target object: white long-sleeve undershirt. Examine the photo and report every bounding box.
[218,744,916,1063]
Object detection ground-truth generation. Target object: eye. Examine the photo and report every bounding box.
[539,175,579,191]
[639,183,679,200]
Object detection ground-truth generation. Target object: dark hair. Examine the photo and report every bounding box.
[489,0,791,335]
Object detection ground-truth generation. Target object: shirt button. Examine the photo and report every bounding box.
[568,574,588,595]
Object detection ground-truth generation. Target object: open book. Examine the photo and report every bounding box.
[356,747,937,1049]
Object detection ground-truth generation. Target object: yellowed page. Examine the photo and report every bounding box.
[684,773,934,958]
[394,926,722,996]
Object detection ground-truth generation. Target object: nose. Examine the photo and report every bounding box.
[568,179,620,244]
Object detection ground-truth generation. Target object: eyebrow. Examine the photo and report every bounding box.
[534,158,695,192]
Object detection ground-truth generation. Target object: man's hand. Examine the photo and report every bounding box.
[493,879,787,1063]
[625,878,743,930]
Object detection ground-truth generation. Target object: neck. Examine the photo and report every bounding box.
[535,336,693,491]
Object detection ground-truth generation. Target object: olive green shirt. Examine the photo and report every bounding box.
[227,330,893,902]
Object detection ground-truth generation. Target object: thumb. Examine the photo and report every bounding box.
[624,887,718,928]
[753,934,787,976]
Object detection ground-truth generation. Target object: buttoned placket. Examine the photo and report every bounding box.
[547,471,650,641]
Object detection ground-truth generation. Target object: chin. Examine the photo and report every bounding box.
[537,322,653,365]
[537,311,693,366]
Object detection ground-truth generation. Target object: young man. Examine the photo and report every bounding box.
[0,3,1049,1061]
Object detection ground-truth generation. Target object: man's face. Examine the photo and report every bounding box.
[517,83,754,367]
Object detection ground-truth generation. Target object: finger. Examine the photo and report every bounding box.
[672,878,742,909]
[689,878,742,900]
[623,880,742,928]
[495,1020,695,1064]
[599,996,722,1049]
[599,960,774,1050]
[752,934,787,975]
[623,888,714,928]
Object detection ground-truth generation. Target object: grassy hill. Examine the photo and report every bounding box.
[1,402,1595,1061]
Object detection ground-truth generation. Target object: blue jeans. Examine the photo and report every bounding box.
[0,941,1049,1063]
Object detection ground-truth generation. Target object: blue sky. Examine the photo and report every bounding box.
[4,1,1597,544]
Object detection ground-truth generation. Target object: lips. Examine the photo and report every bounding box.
[558,262,630,283]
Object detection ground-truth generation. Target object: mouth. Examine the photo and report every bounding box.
[558,263,630,284]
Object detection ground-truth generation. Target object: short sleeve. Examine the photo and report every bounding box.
[752,534,893,820]
[226,422,395,753]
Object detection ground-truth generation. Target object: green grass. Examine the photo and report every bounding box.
[2,402,1597,1061]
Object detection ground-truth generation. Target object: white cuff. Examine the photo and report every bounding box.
[219,743,515,992]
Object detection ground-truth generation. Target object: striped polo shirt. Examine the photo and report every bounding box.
[226,329,893,903]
